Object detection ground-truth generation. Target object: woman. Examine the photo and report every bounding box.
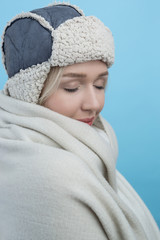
[0,3,159,240]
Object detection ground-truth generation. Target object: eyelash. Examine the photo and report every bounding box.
[95,86,105,90]
[64,88,78,92]
[64,86,104,93]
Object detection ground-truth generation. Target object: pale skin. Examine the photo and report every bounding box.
[43,60,108,125]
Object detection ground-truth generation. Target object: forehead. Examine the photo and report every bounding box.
[63,60,108,75]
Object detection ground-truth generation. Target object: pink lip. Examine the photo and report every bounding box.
[77,117,95,126]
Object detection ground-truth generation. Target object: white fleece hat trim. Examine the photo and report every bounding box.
[51,16,114,67]
[3,62,51,103]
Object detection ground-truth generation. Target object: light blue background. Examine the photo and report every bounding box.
[0,0,160,227]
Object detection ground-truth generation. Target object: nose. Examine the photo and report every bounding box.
[81,86,100,112]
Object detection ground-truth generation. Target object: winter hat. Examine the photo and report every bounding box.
[1,2,115,104]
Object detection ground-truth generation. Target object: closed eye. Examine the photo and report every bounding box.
[94,86,105,90]
[64,88,79,92]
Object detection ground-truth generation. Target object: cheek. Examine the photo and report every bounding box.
[44,93,79,117]
[99,93,105,111]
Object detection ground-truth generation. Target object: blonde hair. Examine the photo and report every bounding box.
[38,66,64,105]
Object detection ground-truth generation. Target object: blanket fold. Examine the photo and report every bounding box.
[0,91,159,240]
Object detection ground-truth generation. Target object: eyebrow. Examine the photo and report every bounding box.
[62,71,109,78]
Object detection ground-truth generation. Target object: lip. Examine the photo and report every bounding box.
[77,117,95,126]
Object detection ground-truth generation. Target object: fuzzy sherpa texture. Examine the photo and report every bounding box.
[51,16,114,67]
[0,90,160,239]
[3,61,51,103]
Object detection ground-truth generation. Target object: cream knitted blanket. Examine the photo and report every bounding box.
[0,91,159,240]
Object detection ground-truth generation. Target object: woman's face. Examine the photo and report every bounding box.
[43,60,108,125]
